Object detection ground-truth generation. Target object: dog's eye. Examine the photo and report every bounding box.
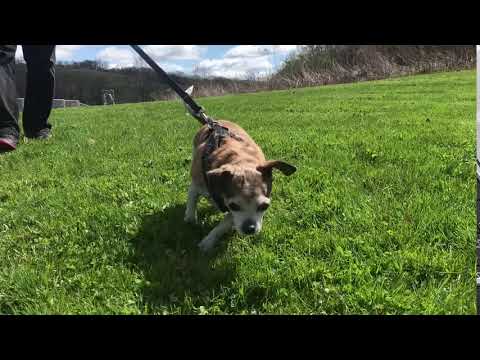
[228,203,241,212]
[257,203,270,212]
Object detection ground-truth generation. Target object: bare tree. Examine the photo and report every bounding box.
[96,59,109,70]
[245,69,259,82]
[134,56,147,102]
[193,65,210,79]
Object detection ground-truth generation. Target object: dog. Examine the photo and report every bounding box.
[184,119,296,252]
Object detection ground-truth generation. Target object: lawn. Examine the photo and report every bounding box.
[0,70,476,314]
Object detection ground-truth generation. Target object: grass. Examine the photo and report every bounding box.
[0,70,476,315]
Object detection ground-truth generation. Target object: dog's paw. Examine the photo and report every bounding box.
[198,236,216,253]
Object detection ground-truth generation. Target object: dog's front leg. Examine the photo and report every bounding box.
[184,183,200,224]
[198,213,233,253]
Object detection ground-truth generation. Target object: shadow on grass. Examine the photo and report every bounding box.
[129,204,236,313]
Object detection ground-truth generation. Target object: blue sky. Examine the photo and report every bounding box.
[16,45,301,79]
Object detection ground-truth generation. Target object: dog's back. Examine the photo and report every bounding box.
[191,120,266,189]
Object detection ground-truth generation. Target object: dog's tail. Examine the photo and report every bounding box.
[178,86,208,126]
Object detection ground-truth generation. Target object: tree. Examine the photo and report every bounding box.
[134,56,148,102]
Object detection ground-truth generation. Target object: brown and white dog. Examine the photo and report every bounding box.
[184,120,296,252]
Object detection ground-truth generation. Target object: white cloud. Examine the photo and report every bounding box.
[15,45,84,62]
[96,45,203,69]
[56,45,84,61]
[194,56,274,79]
[194,45,302,79]
[225,45,299,58]
[142,45,205,60]
[96,46,136,68]
[14,45,302,79]
[96,46,185,72]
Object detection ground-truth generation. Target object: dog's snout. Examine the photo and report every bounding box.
[242,220,256,235]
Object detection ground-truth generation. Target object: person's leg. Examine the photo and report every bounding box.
[0,45,20,150]
[22,45,56,138]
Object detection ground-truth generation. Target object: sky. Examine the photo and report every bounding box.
[15,45,303,79]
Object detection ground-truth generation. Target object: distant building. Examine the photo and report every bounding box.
[16,98,82,112]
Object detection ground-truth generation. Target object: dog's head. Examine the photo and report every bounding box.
[207,160,296,236]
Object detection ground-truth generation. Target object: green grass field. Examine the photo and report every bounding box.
[0,70,476,315]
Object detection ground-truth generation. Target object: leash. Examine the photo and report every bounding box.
[130,45,210,125]
[130,45,235,212]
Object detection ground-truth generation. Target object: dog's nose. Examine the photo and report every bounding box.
[242,220,256,235]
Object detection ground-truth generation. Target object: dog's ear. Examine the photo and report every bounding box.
[257,160,297,177]
[185,85,194,96]
[206,167,234,193]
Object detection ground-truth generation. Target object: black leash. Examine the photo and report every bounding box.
[130,45,234,212]
[130,44,210,126]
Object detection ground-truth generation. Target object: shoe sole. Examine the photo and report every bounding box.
[25,135,51,140]
[0,138,17,151]
[25,131,51,140]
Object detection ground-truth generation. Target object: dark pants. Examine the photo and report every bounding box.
[0,45,56,138]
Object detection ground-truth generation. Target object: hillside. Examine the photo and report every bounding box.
[14,61,259,105]
[13,46,475,105]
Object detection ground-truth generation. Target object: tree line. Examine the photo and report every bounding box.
[14,59,258,105]
[14,45,476,105]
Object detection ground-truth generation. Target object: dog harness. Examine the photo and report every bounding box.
[201,121,239,213]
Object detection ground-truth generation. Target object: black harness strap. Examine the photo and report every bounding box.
[201,122,231,212]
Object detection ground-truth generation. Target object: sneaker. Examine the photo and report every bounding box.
[25,128,52,140]
[0,135,18,152]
